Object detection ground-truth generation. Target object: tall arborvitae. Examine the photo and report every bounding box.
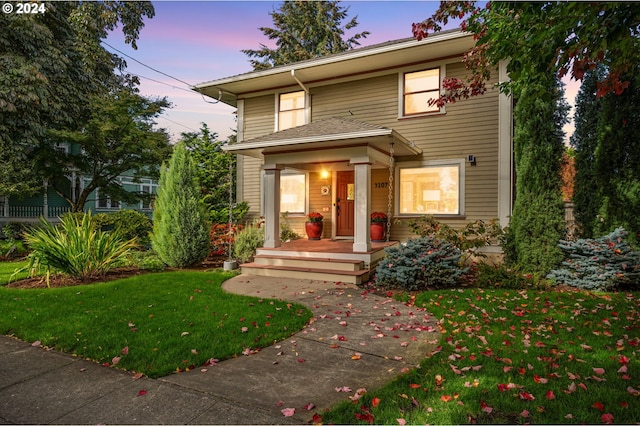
[507,74,568,274]
[572,66,640,245]
[151,142,210,267]
[571,67,605,238]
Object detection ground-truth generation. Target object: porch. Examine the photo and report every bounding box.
[240,238,398,285]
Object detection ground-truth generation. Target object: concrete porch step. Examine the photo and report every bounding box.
[239,263,370,285]
[252,254,364,271]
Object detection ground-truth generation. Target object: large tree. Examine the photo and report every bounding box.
[0,1,154,196]
[242,0,369,70]
[572,66,640,244]
[412,2,640,105]
[42,90,172,213]
[413,1,640,273]
[181,124,248,224]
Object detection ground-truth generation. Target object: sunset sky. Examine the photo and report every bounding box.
[104,1,579,143]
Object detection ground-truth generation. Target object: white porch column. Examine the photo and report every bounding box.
[352,159,371,253]
[262,164,283,248]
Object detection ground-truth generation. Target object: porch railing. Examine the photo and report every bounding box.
[0,205,71,219]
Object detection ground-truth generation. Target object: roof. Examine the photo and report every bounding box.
[222,117,422,159]
[193,29,473,107]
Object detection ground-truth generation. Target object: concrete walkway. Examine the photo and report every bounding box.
[0,275,440,424]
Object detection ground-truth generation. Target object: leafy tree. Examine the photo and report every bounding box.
[412,2,640,105]
[41,90,172,212]
[242,0,369,70]
[151,143,210,268]
[572,66,640,244]
[180,124,248,224]
[0,1,154,196]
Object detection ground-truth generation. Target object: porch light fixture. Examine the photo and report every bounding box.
[320,170,330,179]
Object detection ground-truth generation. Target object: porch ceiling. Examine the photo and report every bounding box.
[222,117,422,160]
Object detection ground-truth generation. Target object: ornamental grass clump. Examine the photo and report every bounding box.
[17,213,137,287]
[374,236,467,291]
[547,227,640,291]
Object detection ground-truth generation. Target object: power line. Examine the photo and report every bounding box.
[102,40,192,87]
[131,71,197,95]
[159,115,198,133]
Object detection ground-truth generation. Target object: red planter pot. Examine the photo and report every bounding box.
[305,222,323,240]
[370,222,386,242]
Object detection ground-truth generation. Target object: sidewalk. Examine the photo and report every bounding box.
[0,275,440,424]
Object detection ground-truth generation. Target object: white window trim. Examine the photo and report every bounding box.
[95,189,120,210]
[395,158,465,217]
[139,179,157,210]
[274,90,310,132]
[261,169,309,216]
[398,64,447,119]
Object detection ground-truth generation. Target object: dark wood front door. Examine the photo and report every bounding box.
[336,171,355,236]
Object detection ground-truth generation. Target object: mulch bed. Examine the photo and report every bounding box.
[6,257,227,289]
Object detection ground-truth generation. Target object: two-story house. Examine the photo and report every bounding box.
[194,29,513,283]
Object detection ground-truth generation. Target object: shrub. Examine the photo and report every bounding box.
[210,223,244,258]
[280,211,300,242]
[2,222,30,241]
[233,219,264,263]
[406,215,502,262]
[374,236,468,291]
[547,227,640,291]
[17,213,137,286]
[151,143,211,268]
[123,250,166,272]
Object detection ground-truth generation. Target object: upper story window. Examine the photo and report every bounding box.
[140,181,154,210]
[402,68,441,116]
[96,190,119,210]
[278,91,306,131]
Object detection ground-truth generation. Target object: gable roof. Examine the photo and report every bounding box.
[223,117,422,158]
[193,29,473,107]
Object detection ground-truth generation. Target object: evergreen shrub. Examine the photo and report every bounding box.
[233,220,264,263]
[374,236,468,291]
[547,227,640,291]
[151,143,211,268]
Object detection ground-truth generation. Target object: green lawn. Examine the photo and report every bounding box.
[322,287,640,425]
[0,270,313,378]
[0,259,29,285]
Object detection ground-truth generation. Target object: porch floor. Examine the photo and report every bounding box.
[259,238,397,254]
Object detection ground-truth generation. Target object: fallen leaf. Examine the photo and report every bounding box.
[396,418,407,425]
[121,346,129,355]
[480,401,493,414]
[372,397,381,408]
[592,401,604,412]
[31,340,41,347]
[137,389,147,397]
[303,402,315,411]
[281,408,295,417]
[593,367,605,375]
[602,413,614,424]
[519,391,535,401]
[312,413,322,424]
[545,390,556,400]
[111,356,121,365]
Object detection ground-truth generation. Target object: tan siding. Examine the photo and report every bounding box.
[240,156,263,222]
[242,95,274,140]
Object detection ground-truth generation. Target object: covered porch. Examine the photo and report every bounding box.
[224,117,422,256]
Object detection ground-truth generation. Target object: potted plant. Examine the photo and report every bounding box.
[370,212,388,242]
[305,212,324,240]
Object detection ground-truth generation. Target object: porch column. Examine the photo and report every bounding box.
[352,159,371,253]
[263,164,283,248]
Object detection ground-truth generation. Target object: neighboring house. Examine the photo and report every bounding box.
[193,29,513,282]
[0,143,158,227]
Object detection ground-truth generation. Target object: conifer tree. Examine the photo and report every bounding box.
[151,142,210,267]
[507,75,568,274]
[242,0,369,70]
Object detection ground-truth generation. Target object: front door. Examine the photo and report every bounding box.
[336,171,355,236]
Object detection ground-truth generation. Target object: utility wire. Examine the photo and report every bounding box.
[102,40,193,87]
[131,71,197,95]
